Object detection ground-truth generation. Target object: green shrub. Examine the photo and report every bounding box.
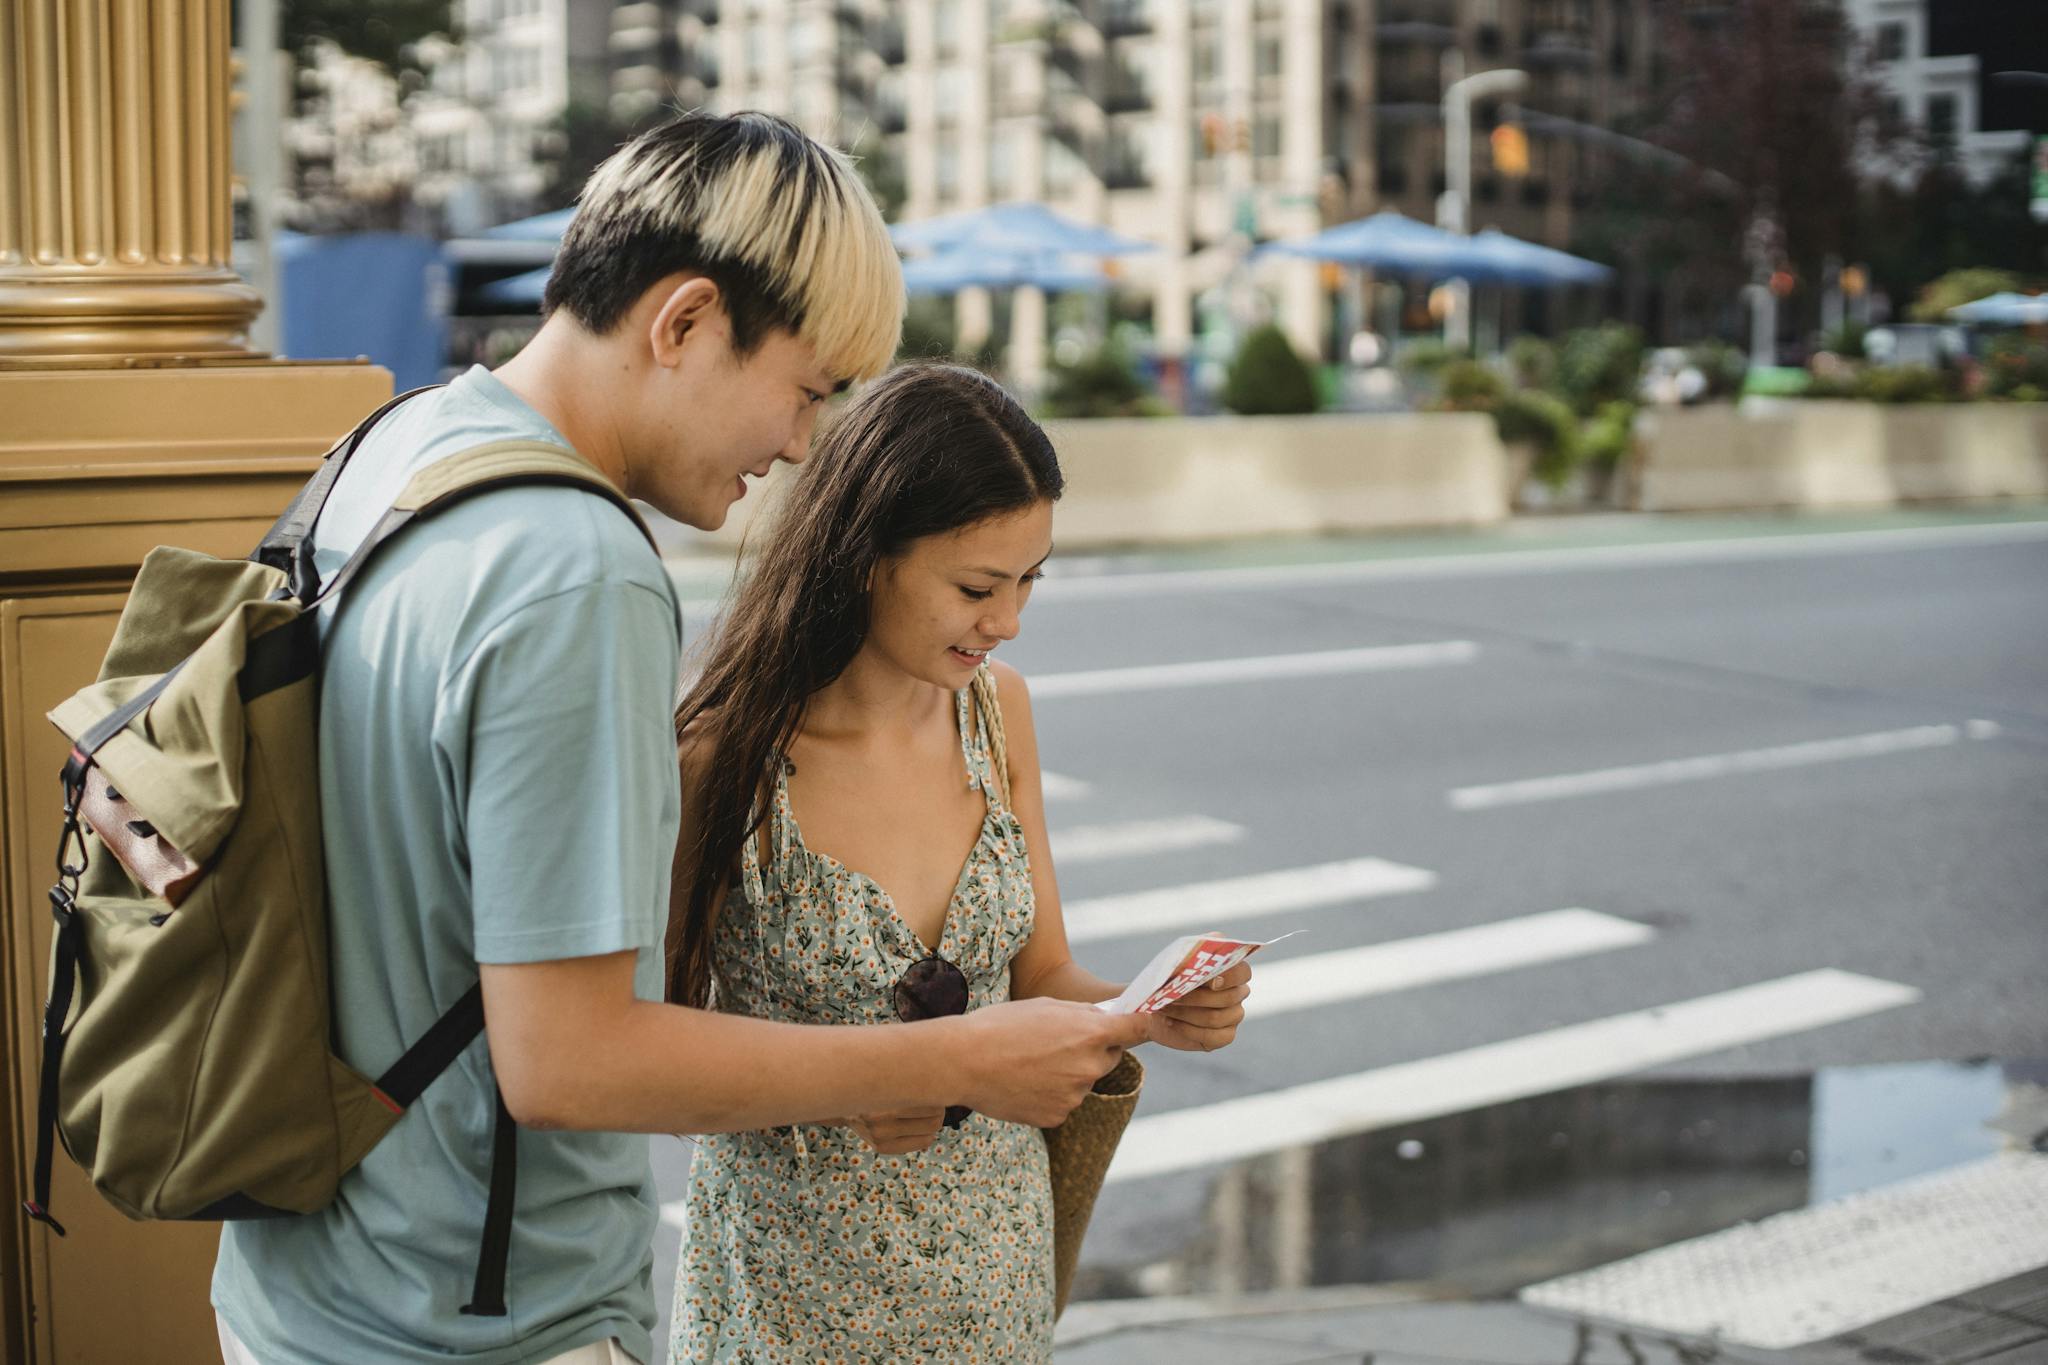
[1042,342,1156,418]
[1556,323,1645,415]
[1494,389,1580,487]
[1579,400,1637,473]
[1223,324,1321,415]
[1439,359,1506,410]
[1507,335,1558,391]
[1689,341,1747,400]
[1819,321,1868,359]
[1857,365,1956,403]
[1984,335,2048,400]
[1396,337,1458,380]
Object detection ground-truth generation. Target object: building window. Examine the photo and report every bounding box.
[1194,33,1219,84]
[1875,22,1907,63]
[936,66,964,123]
[1254,114,1281,159]
[1255,33,1283,80]
[936,135,959,198]
[1926,92,1958,139]
[936,1,961,58]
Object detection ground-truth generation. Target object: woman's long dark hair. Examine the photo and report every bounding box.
[667,363,1064,1007]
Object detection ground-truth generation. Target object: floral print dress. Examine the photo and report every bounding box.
[671,672,1054,1364]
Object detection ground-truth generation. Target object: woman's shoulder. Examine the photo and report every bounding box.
[986,657,1031,704]
[676,709,727,785]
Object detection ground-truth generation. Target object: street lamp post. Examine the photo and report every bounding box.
[1437,51,1527,351]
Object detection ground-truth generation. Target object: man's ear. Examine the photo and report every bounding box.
[648,275,727,370]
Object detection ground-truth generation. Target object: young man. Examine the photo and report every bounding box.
[211,112,1151,1365]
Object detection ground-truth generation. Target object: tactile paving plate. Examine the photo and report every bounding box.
[1518,1152,2048,1349]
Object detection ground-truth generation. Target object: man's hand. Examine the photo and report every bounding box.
[1145,962,1251,1053]
[846,1108,947,1155]
[954,998,1151,1128]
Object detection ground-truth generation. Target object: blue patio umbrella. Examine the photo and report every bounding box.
[892,202,1153,258]
[1264,213,1608,286]
[478,265,553,308]
[1948,291,2048,325]
[900,248,1109,296]
[1260,211,1469,273]
[1451,229,1612,286]
[483,207,577,241]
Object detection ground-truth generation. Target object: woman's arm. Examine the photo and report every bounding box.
[995,660,1252,1050]
[995,660,1125,1006]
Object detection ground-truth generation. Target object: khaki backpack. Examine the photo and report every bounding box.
[26,388,663,1317]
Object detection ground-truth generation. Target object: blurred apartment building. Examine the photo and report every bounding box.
[1843,0,2040,189]
[409,0,612,232]
[606,0,1662,356]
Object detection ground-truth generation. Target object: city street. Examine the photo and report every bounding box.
[649,510,2048,1356]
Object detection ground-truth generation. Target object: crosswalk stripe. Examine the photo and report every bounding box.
[1037,771,1094,801]
[1449,722,2002,811]
[1029,642,1479,699]
[1242,909,1654,1019]
[1521,1151,2048,1349]
[1107,969,1921,1183]
[1051,815,1246,865]
[1064,856,1437,944]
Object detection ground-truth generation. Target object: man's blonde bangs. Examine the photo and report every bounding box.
[579,119,903,382]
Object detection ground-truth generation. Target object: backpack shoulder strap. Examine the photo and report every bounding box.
[254,385,443,600]
[310,440,661,609]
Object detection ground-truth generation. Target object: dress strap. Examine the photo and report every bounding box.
[738,760,797,905]
[960,665,1009,813]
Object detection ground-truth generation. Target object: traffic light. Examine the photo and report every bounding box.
[1490,123,1529,178]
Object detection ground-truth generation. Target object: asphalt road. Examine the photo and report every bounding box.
[648,513,2048,1354]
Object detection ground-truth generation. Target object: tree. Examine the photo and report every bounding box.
[1576,0,1902,339]
[280,0,455,79]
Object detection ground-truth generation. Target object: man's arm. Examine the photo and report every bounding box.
[481,954,1148,1133]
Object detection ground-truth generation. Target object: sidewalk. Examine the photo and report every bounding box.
[1056,1144,2048,1364]
[1055,1268,2048,1365]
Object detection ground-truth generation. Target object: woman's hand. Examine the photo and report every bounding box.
[846,1108,947,1155]
[1144,962,1252,1052]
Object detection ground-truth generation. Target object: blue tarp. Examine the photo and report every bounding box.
[275,232,448,389]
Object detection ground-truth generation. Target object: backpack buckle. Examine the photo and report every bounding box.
[47,884,75,930]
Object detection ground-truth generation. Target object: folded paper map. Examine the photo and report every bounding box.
[1099,931,1298,1015]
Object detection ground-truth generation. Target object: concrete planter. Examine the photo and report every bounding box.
[1636,401,2048,513]
[683,411,1513,553]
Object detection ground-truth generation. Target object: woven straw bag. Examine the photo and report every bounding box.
[969,667,1145,1317]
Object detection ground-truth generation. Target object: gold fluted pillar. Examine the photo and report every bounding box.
[0,0,262,359]
[3,7,394,1364]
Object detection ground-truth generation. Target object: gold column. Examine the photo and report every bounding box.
[1,5,394,1364]
[0,0,262,359]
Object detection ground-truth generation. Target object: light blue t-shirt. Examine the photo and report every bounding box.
[212,367,681,1365]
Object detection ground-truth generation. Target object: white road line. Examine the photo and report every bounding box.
[1242,909,1654,1019]
[1449,721,2003,811]
[1107,969,1921,1183]
[1032,521,2048,602]
[1521,1151,2048,1349]
[1064,857,1437,945]
[1051,815,1246,865]
[1030,642,1479,699]
[1037,771,1094,802]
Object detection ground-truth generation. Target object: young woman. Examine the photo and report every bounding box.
[665,363,1252,1362]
